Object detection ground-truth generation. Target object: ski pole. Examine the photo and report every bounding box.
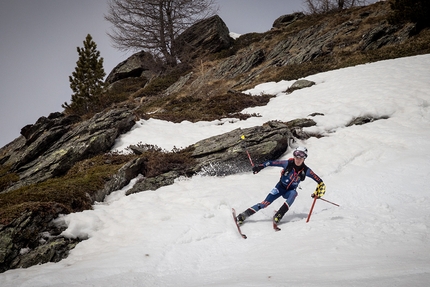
[306,196,318,223]
[241,134,254,167]
[318,197,340,207]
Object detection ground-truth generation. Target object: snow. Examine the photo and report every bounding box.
[1,54,430,286]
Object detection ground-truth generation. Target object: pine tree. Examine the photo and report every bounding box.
[63,34,106,115]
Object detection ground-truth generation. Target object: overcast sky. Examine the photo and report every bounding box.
[0,0,364,148]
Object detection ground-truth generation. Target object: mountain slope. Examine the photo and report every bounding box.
[1,54,429,287]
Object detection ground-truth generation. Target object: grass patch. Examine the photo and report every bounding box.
[0,165,19,192]
[136,92,274,123]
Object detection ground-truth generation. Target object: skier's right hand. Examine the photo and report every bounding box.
[252,165,264,174]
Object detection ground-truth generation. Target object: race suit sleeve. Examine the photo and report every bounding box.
[306,168,323,184]
[262,160,289,169]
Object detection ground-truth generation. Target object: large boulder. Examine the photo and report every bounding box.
[175,15,234,62]
[192,121,293,170]
[105,51,162,85]
[272,12,305,29]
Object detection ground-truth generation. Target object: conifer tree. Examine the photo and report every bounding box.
[63,34,106,115]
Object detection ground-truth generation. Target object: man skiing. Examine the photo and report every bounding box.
[236,146,326,225]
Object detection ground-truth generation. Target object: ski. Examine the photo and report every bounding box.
[232,208,247,239]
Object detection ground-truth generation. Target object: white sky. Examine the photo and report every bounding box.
[0,0,307,147]
[1,54,429,286]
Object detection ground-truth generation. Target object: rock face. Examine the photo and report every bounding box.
[0,155,146,273]
[1,107,136,193]
[183,3,415,91]
[192,121,293,171]
[105,51,162,85]
[0,202,80,273]
[175,15,234,62]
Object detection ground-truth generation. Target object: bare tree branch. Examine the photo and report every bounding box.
[105,0,217,66]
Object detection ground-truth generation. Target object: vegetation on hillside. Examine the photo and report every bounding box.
[0,147,197,225]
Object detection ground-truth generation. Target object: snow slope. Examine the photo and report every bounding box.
[1,55,430,286]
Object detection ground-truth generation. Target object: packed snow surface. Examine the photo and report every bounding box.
[1,55,430,286]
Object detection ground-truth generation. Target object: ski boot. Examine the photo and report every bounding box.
[236,208,255,225]
[273,203,289,224]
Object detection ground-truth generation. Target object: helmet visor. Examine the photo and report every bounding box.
[293,150,307,159]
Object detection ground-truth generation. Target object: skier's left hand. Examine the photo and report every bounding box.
[252,165,264,174]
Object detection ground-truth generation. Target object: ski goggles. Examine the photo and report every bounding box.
[293,150,307,159]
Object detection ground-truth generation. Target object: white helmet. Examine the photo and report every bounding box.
[293,146,308,159]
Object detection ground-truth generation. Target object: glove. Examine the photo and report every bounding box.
[252,165,264,174]
[313,182,326,198]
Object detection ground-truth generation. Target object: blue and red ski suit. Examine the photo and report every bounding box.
[249,158,323,213]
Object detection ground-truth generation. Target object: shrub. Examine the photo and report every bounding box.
[135,144,196,178]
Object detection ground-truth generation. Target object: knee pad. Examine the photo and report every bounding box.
[270,188,279,195]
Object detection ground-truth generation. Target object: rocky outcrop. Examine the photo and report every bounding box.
[105,15,233,87]
[92,157,145,202]
[175,15,234,62]
[360,22,416,50]
[105,51,162,85]
[192,121,293,169]
[126,121,296,195]
[0,113,80,168]
[182,3,414,91]
[0,154,145,273]
[0,202,80,273]
[272,12,305,29]
[1,107,136,193]
[347,115,389,126]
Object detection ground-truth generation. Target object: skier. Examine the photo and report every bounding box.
[236,146,326,225]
